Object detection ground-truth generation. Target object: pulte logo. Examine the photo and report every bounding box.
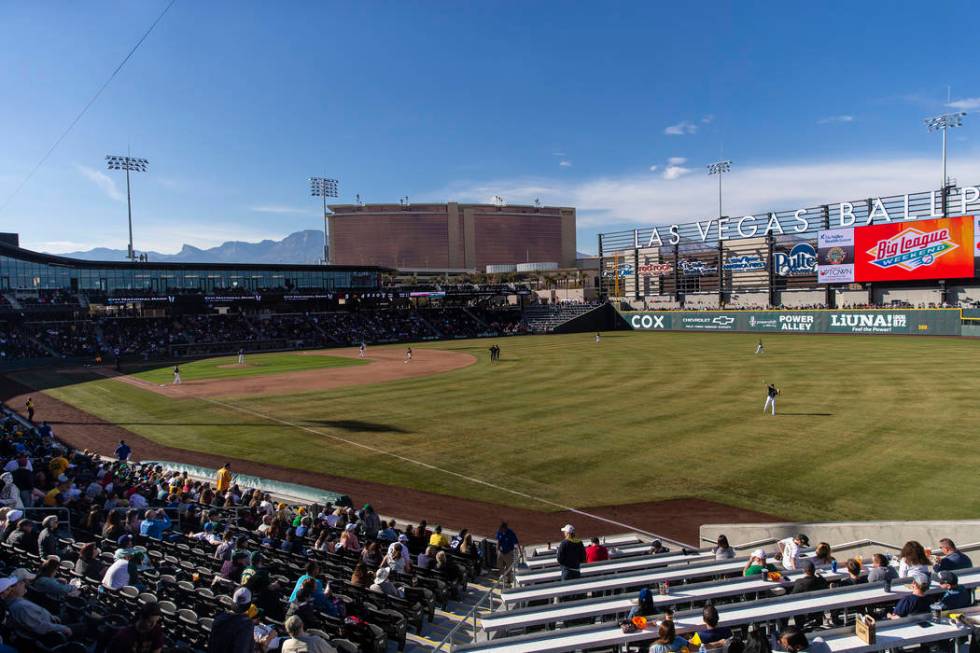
[867,227,958,271]
[774,243,817,276]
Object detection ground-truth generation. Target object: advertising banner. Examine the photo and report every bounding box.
[818,215,976,283]
[624,309,961,336]
[817,228,855,283]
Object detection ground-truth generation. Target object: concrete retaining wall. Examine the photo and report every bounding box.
[700,520,980,558]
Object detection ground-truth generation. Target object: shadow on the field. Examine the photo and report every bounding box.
[306,419,411,434]
[779,412,833,416]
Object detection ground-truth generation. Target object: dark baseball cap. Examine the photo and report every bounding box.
[938,571,958,585]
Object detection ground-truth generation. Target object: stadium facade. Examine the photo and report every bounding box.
[598,184,980,308]
[327,202,576,272]
[0,234,386,294]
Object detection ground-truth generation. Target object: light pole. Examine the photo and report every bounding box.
[106,155,148,261]
[924,112,966,215]
[310,177,338,264]
[707,160,732,219]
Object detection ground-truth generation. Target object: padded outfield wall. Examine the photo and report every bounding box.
[621,308,963,336]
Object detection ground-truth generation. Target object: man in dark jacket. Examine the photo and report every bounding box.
[556,524,586,581]
[208,587,254,653]
[791,561,829,594]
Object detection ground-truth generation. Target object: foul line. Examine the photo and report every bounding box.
[195,393,690,547]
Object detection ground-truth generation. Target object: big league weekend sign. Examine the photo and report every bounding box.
[817,215,980,283]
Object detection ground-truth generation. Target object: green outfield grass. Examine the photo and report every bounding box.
[131,351,365,383]
[20,332,980,521]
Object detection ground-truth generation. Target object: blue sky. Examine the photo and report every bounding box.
[3,1,980,255]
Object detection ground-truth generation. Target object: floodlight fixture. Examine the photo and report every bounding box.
[310,177,339,263]
[105,154,149,261]
[706,160,733,218]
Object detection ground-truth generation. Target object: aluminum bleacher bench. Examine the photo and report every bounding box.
[466,569,980,652]
[485,567,847,635]
[516,549,715,585]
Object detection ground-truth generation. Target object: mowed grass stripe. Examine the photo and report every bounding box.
[31,332,980,520]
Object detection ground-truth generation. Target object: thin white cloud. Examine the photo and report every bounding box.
[428,153,980,229]
[559,160,572,168]
[249,204,313,215]
[701,114,715,124]
[76,165,124,202]
[667,156,687,166]
[817,115,855,124]
[648,165,658,172]
[662,165,691,180]
[551,151,567,157]
[664,120,698,136]
[947,98,980,110]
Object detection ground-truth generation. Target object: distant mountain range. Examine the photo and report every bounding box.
[57,230,327,264]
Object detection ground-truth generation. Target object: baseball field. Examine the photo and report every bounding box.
[8,332,980,524]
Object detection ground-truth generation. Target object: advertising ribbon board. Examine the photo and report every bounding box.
[623,310,961,336]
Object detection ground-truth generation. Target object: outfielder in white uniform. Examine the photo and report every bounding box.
[173,365,182,385]
[755,339,764,355]
[764,383,778,415]
[238,348,245,365]
[595,332,601,344]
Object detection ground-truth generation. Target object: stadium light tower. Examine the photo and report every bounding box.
[924,112,966,211]
[707,160,732,219]
[310,177,338,264]
[105,154,148,261]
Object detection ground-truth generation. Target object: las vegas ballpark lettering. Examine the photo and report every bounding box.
[631,187,980,247]
[625,309,961,336]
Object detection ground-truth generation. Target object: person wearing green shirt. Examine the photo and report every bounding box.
[743,549,777,577]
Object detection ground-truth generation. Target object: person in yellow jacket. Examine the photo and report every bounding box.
[216,463,232,492]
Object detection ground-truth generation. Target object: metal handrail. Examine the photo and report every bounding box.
[432,557,518,652]
[22,506,71,531]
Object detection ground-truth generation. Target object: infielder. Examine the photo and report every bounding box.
[173,365,182,385]
[237,348,246,365]
[359,342,366,358]
[764,383,779,415]
[755,339,764,355]
[404,347,413,363]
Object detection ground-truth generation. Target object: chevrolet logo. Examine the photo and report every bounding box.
[712,315,735,326]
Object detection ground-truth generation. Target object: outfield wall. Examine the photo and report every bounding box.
[622,308,962,336]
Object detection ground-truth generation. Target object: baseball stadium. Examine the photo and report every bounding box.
[2,178,980,651]
[3,3,980,653]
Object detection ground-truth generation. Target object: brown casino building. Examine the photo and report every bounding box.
[327,202,576,272]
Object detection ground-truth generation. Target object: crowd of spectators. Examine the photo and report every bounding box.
[0,307,528,362]
[0,403,492,652]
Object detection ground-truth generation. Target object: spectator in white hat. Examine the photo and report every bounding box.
[556,524,586,581]
[369,566,403,598]
[0,570,74,637]
[743,549,776,577]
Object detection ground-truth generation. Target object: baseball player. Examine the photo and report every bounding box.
[173,365,182,385]
[595,332,601,344]
[359,342,366,358]
[404,347,413,363]
[755,339,765,355]
[237,348,246,365]
[764,383,779,415]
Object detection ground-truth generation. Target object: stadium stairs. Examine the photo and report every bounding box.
[523,302,622,334]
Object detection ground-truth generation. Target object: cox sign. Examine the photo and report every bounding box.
[630,314,665,329]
